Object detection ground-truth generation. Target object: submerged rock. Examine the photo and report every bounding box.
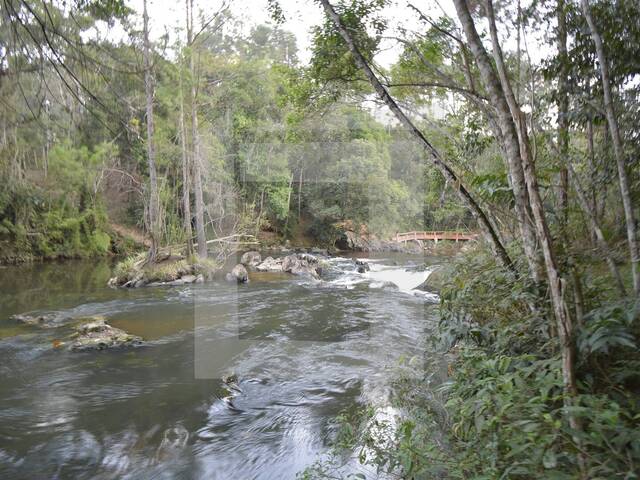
[369,280,399,290]
[156,424,189,461]
[226,264,249,283]
[11,313,67,327]
[240,251,262,268]
[69,317,142,352]
[404,263,429,272]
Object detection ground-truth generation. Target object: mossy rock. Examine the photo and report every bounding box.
[109,253,221,287]
[414,265,451,294]
[68,316,142,351]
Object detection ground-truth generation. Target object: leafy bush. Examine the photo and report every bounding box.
[310,248,640,479]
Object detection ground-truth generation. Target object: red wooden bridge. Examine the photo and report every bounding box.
[393,231,479,243]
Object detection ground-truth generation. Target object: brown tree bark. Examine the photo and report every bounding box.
[581,0,639,295]
[143,0,160,263]
[319,0,514,273]
[178,60,193,257]
[187,0,207,259]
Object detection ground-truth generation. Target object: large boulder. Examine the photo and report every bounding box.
[281,253,320,279]
[240,251,262,268]
[226,264,249,283]
[335,230,360,251]
[69,317,142,352]
[256,256,283,272]
[335,231,393,252]
[412,265,448,294]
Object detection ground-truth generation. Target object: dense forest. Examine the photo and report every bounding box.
[0,0,468,264]
[1,0,639,478]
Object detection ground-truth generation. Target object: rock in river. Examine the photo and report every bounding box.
[256,256,283,272]
[69,317,142,352]
[355,259,370,273]
[11,313,66,327]
[240,251,262,268]
[226,264,249,283]
[281,253,321,279]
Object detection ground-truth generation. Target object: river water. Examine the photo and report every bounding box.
[0,254,441,479]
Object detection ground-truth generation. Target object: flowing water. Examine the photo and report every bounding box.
[0,254,441,479]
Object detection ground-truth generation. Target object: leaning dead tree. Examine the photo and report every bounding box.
[318,0,514,274]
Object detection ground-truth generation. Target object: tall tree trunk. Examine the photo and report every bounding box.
[298,167,303,221]
[557,0,569,228]
[581,0,639,295]
[450,0,542,283]
[284,172,294,233]
[143,0,160,263]
[569,164,626,296]
[586,116,599,245]
[319,0,514,273]
[456,0,580,434]
[586,117,597,215]
[187,0,207,258]
[178,61,193,256]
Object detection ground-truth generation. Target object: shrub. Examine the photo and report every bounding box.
[309,247,640,479]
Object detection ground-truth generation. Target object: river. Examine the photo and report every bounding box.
[0,253,441,479]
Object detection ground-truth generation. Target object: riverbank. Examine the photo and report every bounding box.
[0,220,145,266]
[0,228,469,266]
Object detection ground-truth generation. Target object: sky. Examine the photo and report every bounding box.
[118,0,553,122]
[124,0,441,66]
[125,0,325,63]
[123,0,552,66]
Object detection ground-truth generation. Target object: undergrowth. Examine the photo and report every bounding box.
[300,247,640,479]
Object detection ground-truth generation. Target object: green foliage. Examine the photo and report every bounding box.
[111,252,145,284]
[470,172,514,207]
[309,247,640,479]
[308,0,387,100]
[578,301,638,356]
[144,259,191,283]
[0,174,114,262]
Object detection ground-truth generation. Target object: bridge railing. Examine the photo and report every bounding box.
[393,231,479,242]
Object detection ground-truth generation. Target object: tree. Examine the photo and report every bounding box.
[317,0,514,272]
[178,57,193,256]
[187,0,207,258]
[452,0,582,442]
[142,0,160,262]
[581,0,639,295]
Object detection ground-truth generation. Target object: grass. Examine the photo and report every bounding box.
[111,252,222,286]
